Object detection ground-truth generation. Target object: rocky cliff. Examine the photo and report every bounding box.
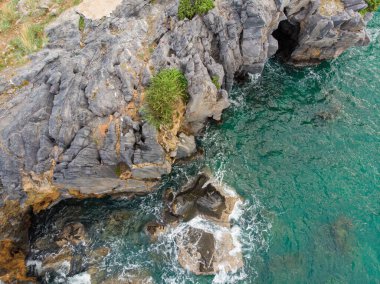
[0,0,372,281]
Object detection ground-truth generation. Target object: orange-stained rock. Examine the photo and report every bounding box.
[22,165,61,214]
[0,239,35,283]
[0,200,33,283]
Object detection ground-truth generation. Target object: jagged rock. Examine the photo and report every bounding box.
[168,173,240,225]
[278,0,370,64]
[177,225,243,275]
[342,0,368,11]
[175,133,197,159]
[133,124,166,165]
[131,161,172,180]
[0,0,370,201]
[151,172,243,275]
[177,227,216,274]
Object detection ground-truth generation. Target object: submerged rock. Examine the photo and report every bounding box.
[330,216,353,252]
[55,222,87,247]
[144,221,166,242]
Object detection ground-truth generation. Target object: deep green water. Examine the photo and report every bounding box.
[31,12,380,284]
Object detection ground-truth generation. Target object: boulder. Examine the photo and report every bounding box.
[147,172,243,275]
[175,133,197,159]
[168,173,240,225]
[177,225,243,275]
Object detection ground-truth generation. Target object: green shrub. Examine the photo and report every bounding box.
[143,69,188,128]
[0,0,20,32]
[360,0,380,14]
[211,75,221,89]
[10,24,46,56]
[178,0,214,20]
[79,16,85,32]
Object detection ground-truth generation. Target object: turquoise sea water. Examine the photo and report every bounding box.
[31,12,380,284]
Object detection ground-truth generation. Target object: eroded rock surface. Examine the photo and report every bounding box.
[274,0,371,64]
[0,0,371,203]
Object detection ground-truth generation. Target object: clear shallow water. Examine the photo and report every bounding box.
[31,12,380,284]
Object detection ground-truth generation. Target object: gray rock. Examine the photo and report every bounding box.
[342,0,368,11]
[175,133,196,159]
[161,172,244,275]
[131,161,172,180]
[99,122,119,166]
[0,0,372,207]
[279,0,370,64]
[133,123,166,165]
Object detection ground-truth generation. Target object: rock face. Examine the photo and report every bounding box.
[0,0,372,281]
[0,0,371,207]
[173,133,197,159]
[27,221,111,283]
[273,0,371,65]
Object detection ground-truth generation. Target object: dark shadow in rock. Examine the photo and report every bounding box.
[272,20,301,61]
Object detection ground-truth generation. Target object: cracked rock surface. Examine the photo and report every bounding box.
[0,0,370,205]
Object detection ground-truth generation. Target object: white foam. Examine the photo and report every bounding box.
[26,260,42,275]
[67,272,91,284]
[57,260,71,277]
[248,73,262,83]
[229,198,244,221]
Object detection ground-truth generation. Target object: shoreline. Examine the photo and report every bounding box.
[0,0,375,282]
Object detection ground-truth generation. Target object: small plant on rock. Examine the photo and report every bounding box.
[79,16,85,32]
[211,75,221,89]
[360,0,380,14]
[178,0,215,20]
[10,24,46,56]
[0,0,19,32]
[143,69,188,128]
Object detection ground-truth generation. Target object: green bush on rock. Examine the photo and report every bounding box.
[178,0,215,20]
[360,0,380,14]
[211,75,221,89]
[143,69,188,128]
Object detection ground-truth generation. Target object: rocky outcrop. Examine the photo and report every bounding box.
[146,172,243,275]
[27,221,111,283]
[273,0,371,64]
[0,0,372,281]
[0,0,371,208]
